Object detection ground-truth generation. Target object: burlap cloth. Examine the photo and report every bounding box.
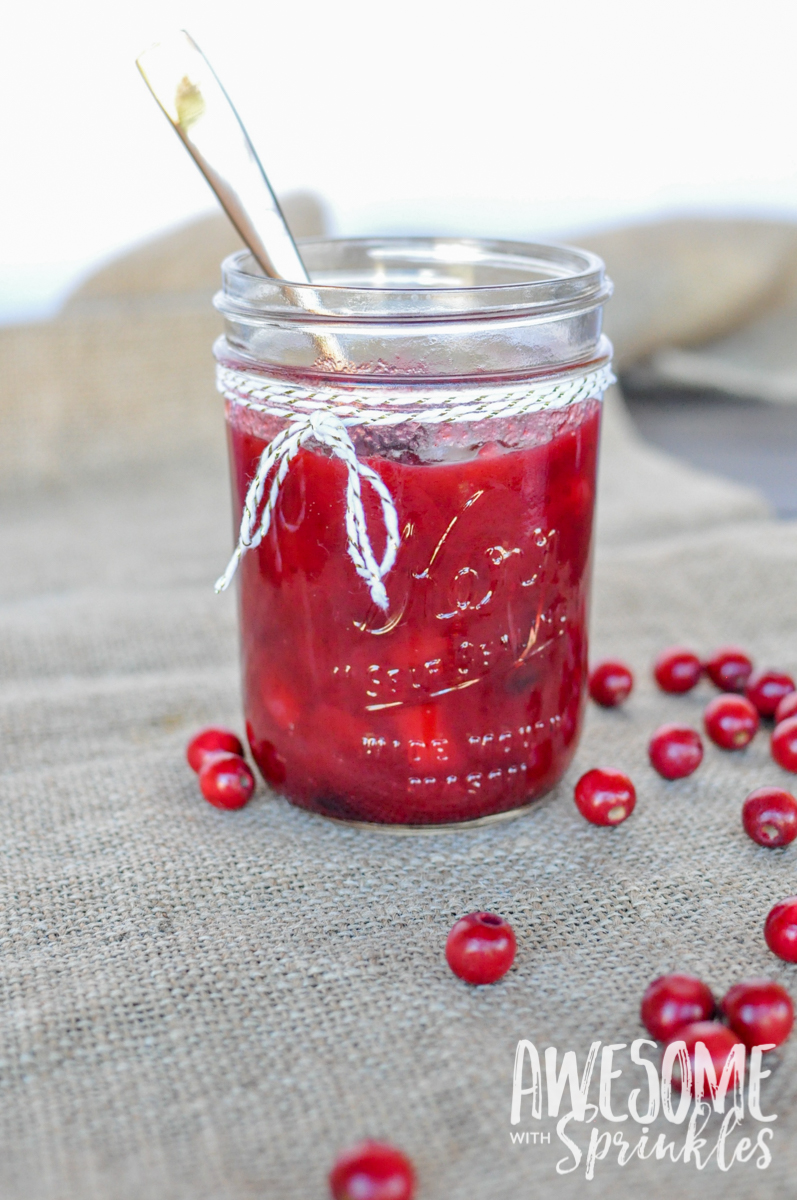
[2,208,795,1199]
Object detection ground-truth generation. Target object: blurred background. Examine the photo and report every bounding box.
[5,0,797,321]
[4,0,797,517]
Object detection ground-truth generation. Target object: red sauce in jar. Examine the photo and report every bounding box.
[229,395,601,824]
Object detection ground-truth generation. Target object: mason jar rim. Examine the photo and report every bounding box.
[215,235,612,324]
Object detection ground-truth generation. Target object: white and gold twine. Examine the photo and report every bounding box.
[215,363,614,610]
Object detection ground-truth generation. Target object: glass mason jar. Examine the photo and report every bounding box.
[213,237,613,826]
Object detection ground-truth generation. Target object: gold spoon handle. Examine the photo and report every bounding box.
[137,30,309,284]
[137,30,347,369]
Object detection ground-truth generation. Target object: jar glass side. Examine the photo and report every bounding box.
[214,236,612,825]
[214,236,612,384]
[229,396,601,824]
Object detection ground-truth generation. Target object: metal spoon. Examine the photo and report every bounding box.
[136,29,309,283]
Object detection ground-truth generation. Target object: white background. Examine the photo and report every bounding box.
[4,0,797,321]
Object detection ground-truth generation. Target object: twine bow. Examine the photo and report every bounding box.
[215,409,401,611]
[215,362,615,611]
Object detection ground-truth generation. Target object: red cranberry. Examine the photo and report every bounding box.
[703,694,758,750]
[641,973,715,1041]
[248,724,288,787]
[742,786,797,847]
[764,896,797,962]
[258,741,287,786]
[198,753,255,810]
[329,1141,415,1200]
[589,660,634,707]
[574,768,636,826]
[775,691,797,725]
[772,716,797,772]
[445,912,516,985]
[746,670,796,717]
[722,979,794,1050]
[648,724,704,779]
[704,646,753,693]
[654,647,702,694]
[665,1021,744,1093]
[186,727,245,772]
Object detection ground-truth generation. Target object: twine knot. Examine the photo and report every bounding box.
[215,409,401,611]
[214,363,615,610]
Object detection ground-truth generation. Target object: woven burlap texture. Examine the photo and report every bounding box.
[1,215,794,1200]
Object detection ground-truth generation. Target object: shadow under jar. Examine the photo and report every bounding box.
[214,237,613,825]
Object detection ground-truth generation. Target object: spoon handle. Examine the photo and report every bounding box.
[137,30,309,283]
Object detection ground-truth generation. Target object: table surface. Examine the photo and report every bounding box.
[1,456,796,1200]
[623,381,797,518]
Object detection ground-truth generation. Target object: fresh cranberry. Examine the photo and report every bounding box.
[641,974,715,1041]
[764,896,797,962]
[746,670,796,717]
[329,1141,415,1200]
[574,768,636,826]
[257,740,288,786]
[722,979,794,1050]
[653,647,702,694]
[704,646,754,693]
[772,716,797,772]
[665,1021,744,1093]
[742,786,797,847]
[703,694,759,750]
[589,660,634,707]
[775,691,797,725]
[198,753,255,810]
[445,912,516,984]
[186,727,245,772]
[648,724,704,779]
[247,722,288,787]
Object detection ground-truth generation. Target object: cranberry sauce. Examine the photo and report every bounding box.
[229,396,601,824]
